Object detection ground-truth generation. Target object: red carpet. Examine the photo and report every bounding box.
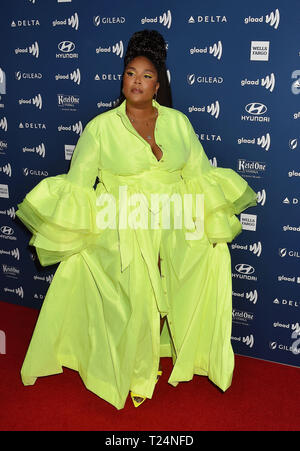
[0,299,299,431]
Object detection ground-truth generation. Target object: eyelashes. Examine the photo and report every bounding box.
[126,71,153,79]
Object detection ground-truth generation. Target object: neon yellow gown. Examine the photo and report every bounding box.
[16,100,257,409]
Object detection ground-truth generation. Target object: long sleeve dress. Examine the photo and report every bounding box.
[16,99,257,410]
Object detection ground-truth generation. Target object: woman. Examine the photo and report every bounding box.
[16,30,257,410]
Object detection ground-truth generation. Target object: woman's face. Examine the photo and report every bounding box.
[122,56,159,106]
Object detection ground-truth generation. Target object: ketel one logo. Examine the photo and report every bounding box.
[235,263,255,275]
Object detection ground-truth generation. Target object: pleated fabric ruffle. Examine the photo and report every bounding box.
[16,175,101,266]
[183,166,257,244]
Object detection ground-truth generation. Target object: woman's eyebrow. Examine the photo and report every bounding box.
[126,66,155,73]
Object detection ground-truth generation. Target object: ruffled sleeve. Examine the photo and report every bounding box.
[181,117,257,244]
[16,121,101,266]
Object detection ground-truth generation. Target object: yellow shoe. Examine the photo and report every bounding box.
[130,392,146,408]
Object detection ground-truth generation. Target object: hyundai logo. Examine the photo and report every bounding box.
[0,225,14,235]
[235,263,255,274]
[245,102,267,115]
[58,41,75,53]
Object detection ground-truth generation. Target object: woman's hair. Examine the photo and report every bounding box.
[116,29,172,108]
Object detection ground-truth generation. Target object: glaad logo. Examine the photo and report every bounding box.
[141,10,172,29]
[291,70,300,95]
[22,143,46,158]
[283,225,300,233]
[188,102,220,119]
[233,289,258,304]
[257,133,271,150]
[241,73,275,92]
[237,133,271,151]
[231,242,262,257]
[190,41,222,60]
[243,335,254,348]
[3,286,24,299]
[55,69,81,85]
[0,206,16,219]
[0,163,12,177]
[288,169,300,178]
[52,12,79,30]
[57,121,83,135]
[0,117,8,131]
[0,68,6,95]
[18,94,43,109]
[257,189,266,206]
[15,41,39,58]
[0,247,20,259]
[95,41,124,58]
[244,9,280,29]
[293,111,300,120]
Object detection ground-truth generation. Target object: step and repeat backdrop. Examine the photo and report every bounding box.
[0,0,300,368]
